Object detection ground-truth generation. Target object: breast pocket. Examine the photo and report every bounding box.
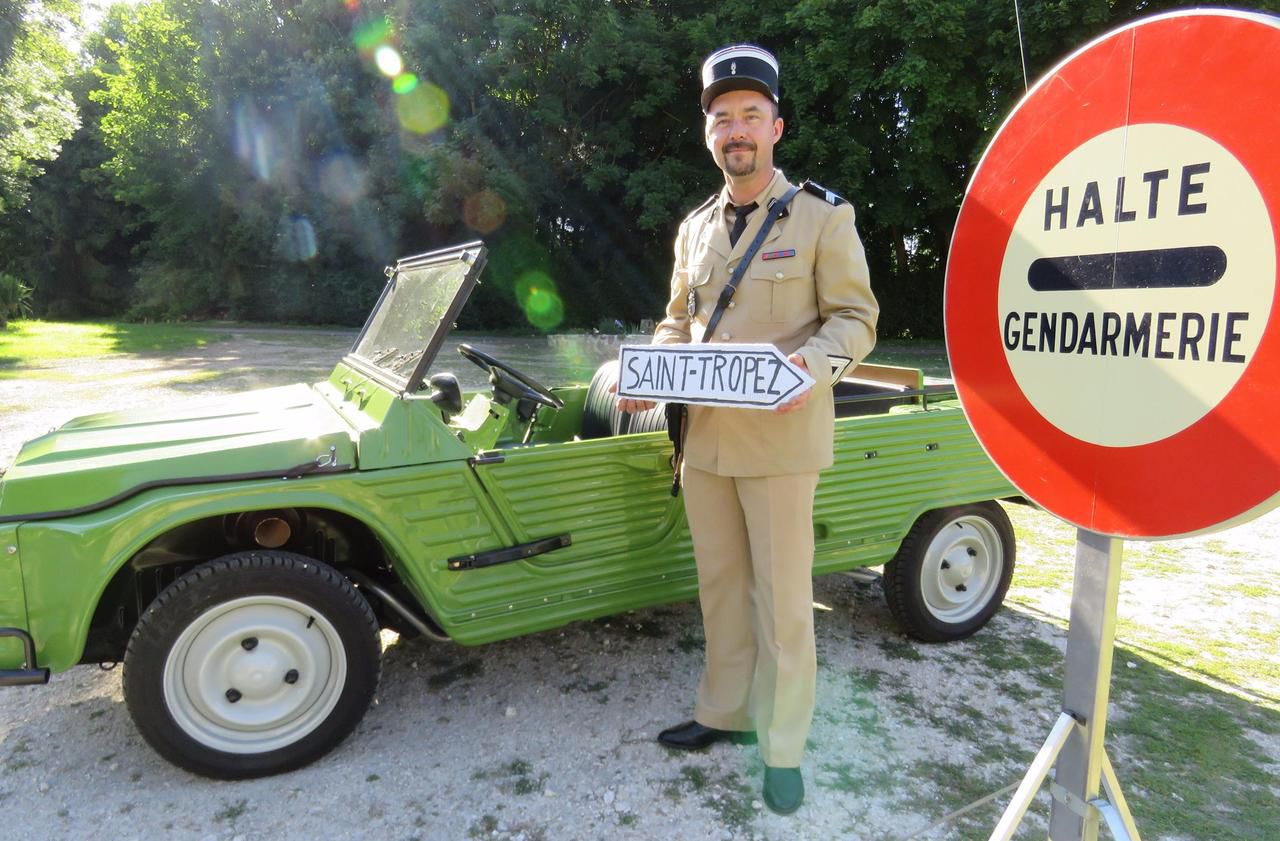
[748,259,813,323]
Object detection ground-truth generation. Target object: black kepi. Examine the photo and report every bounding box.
[700,44,779,112]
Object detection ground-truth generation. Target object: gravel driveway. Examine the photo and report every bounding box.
[1,328,1276,841]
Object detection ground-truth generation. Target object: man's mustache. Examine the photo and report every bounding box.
[723,141,756,154]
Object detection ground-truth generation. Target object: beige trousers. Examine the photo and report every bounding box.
[683,464,819,767]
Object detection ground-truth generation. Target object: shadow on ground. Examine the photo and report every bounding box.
[2,572,1274,841]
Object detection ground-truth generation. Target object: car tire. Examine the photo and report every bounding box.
[882,502,1016,642]
[122,551,380,779]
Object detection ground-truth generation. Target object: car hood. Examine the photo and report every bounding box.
[0,384,356,521]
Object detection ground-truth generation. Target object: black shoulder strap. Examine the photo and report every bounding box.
[801,180,847,206]
[702,185,801,341]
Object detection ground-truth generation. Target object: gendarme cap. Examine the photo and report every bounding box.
[700,44,779,113]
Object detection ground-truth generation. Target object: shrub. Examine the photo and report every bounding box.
[0,273,34,328]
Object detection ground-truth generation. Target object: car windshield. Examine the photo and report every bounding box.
[348,242,485,391]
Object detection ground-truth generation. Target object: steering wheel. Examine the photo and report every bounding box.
[458,343,564,409]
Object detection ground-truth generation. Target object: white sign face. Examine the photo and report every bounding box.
[998,123,1276,447]
[617,343,814,410]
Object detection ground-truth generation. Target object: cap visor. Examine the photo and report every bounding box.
[701,78,777,112]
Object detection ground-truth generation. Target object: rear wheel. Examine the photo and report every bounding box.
[883,502,1015,642]
[123,551,380,778]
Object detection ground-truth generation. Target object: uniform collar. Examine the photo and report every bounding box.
[716,168,788,218]
[706,169,790,261]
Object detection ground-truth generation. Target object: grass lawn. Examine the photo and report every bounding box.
[866,338,950,378]
[0,320,229,377]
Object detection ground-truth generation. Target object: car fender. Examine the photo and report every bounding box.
[17,463,481,672]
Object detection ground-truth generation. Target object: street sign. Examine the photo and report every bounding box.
[946,9,1280,539]
[617,343,814,410]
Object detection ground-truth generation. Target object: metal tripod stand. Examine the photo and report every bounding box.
[990,529,1142,841]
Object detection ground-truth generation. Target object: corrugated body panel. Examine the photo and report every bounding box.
[433,405,1015,644]
[481,438,674,554]
[350,468,510,566]
[425,436,697,634]
[812,405,1017,572]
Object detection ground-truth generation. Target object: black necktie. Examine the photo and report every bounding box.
[728,202,758,248]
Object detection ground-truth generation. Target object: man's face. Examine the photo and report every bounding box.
[704,89,784,179]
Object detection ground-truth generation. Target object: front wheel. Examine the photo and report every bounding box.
[883,502,1016,642]
[123,552,380,778]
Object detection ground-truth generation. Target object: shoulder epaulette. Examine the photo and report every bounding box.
[801,180,847,207]
[684,193,718,221]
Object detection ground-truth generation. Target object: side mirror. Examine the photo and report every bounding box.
[428,373,464,416]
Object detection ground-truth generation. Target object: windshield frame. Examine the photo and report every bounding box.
[344,240,487,395]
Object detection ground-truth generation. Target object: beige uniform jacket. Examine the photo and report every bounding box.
[653,170,879,476]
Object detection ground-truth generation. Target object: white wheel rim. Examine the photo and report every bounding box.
[919,515,1004,624]
[163,595,347,755]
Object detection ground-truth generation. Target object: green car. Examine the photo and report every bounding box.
[0,241,1018,778]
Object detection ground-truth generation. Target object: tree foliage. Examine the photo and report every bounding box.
[0,0,1275,334]
[0,0,78,214]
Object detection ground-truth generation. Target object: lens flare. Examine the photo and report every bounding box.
[279,214,318,261]
[463,191,508,234]
[375,45,402,77]
[394,82,449,134]
[319,153,366,205]
[516,271,564,331]
[392,73,418,94]
[351,17,391,51]
[232,101,277,181]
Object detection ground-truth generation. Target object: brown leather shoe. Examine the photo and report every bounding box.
[657,720,756,750]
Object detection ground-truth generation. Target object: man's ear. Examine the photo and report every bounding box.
[773,118,785,143]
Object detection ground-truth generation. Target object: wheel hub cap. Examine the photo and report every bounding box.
[163,596,346,754]
[920,516,1004,623]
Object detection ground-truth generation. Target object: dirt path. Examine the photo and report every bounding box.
[0,330,1276,841]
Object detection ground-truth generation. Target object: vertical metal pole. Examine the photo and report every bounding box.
[1013,0,1031,92]
[1048,529,1124,840]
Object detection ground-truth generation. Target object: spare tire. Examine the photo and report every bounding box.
[581,360,670,439]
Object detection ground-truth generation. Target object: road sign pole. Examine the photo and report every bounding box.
[1048,528,1128,841]
[989,530,1141,841]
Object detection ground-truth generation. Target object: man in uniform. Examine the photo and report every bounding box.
[616,44,879,814]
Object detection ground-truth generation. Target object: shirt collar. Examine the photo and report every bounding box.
[717,169,787,216]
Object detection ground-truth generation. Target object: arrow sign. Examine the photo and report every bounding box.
[617,343,814,410]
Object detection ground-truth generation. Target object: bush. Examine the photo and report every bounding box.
[0,273,34,328]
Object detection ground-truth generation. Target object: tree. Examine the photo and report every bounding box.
[1,7,146,318]
[0,0,78,215]
[9,0,1280,334]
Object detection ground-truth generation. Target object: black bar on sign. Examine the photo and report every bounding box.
[1027,245,1226,292]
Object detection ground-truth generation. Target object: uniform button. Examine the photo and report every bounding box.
[775,271,784,279]
[720,332,731,340]
[727,301,736,309]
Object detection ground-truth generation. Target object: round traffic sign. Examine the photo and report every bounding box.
[946,10,1280,539]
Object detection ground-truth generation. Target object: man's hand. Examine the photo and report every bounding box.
[774,353,811,414]
[607,381,657,413]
